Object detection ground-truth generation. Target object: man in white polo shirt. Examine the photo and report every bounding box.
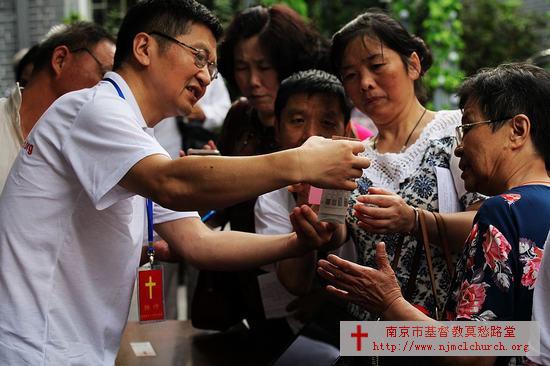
[0,0,369,364]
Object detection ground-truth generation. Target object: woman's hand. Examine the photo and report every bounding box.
[353,187,416,233]
[317,242,403,314]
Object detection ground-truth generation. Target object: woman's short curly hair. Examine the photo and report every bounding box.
[218,4,330,93]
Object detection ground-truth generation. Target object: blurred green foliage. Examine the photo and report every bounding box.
[460,0,549,76]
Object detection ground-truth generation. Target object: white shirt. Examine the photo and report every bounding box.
[529,230,550,365]
[255,187,296,235]
[0,72,197,365]
[0,84,23,192]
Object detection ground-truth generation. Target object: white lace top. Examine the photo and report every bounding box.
[347,109,484,320]
[362,110,463,193]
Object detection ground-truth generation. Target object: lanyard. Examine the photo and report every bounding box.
[103,77,155,264]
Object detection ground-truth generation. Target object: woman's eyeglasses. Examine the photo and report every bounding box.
[455,117,513,144]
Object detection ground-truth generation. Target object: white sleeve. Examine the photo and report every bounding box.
[62,96,168,210]
[254,189,295,235]
[153,202,199,225]
[198,76,231,131]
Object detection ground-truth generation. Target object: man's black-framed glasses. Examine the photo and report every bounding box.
[70,47,111,75]
[149,31,218,80]
[455,117,513,144]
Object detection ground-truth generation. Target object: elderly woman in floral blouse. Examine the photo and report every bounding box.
[315,63,550,366]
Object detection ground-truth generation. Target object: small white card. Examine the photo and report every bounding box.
[434,166,461,213]
[130,341,157,357]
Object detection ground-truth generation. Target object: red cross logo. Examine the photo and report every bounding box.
[351,324,369,351]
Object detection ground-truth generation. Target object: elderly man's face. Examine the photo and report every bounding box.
[454,101,511,196]
[276,93,347,150]
[55,39,115,96]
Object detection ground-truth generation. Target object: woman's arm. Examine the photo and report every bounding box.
[353,187,481,252]
[317,242,497,366]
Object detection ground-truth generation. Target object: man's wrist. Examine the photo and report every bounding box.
[291,147,306,183]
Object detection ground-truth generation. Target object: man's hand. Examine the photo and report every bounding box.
[353,187,416,233]
[317,242,403,315]
[297,136,369,191]
[290,205,341,253]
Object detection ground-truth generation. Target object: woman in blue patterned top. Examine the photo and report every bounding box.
[317,63,550,366]
[281,10,484,330]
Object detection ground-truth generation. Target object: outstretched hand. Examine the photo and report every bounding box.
[291,204,340,253]
[354,187,416,233]
[298,136,369,191]
[317,242,403,315]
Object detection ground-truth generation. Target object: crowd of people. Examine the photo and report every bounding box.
[0,0,548,365]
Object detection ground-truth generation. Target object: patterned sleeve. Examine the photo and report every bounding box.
[452,197,517,321]
[450,194,543,322]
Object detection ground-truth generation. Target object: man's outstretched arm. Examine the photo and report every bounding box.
[119,136,369,211]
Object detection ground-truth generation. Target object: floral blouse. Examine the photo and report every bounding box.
[446,185,550,320]
[347,110,484,320]
[445,185,550,365]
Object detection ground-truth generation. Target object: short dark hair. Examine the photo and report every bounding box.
[274,69,351,125]
[14,44,40,86]
[331,9,433,103]
[33,22,115,73]
[458,63,550,169]
[113,0,223,70]
[218,4,330,92]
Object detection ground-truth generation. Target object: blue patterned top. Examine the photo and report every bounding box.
[347,110,484,320]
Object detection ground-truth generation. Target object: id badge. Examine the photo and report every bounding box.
[137,265,165,322]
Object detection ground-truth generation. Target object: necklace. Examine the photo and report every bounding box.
[373,107,427,152]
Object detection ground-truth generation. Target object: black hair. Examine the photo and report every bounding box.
[274,69,351,125]
[113,0,223,70]
[331,9,433,102]
[14,44,40,86]
[218,4,330,93]
[458,63,550,169]
[33,22,115,73]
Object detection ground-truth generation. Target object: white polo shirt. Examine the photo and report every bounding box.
[0,72,197,365]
